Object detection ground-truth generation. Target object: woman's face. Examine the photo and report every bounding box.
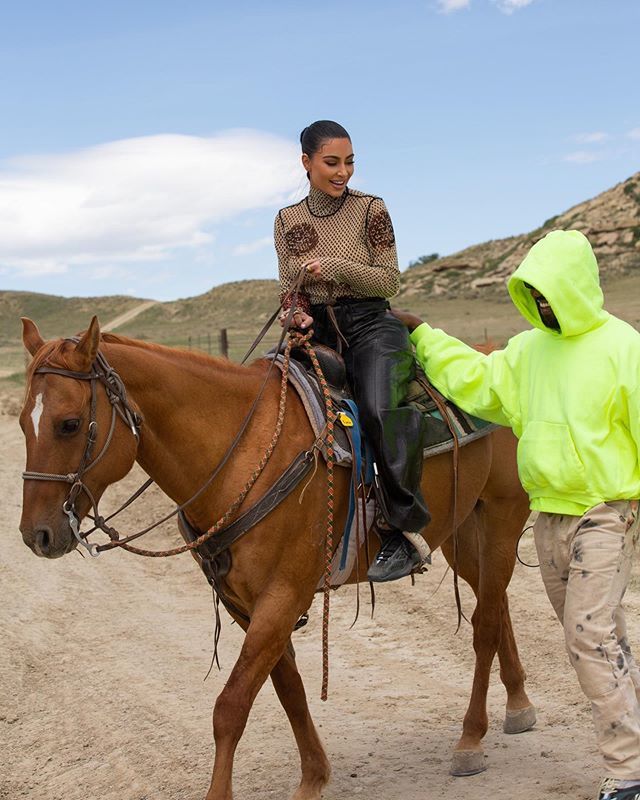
[302,137,354,197]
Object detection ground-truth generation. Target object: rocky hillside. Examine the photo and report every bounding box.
[397,172,640,301]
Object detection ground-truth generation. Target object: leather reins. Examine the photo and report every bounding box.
[414,374,465,628]
[21,266,315,558]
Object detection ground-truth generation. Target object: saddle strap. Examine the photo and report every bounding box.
[179,448,316,562]
[179,448,317,636]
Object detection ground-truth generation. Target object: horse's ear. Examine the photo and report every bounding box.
[74,316,101,369]
[22,318,45,356]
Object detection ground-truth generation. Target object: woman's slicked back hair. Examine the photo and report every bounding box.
[300,120,351,156]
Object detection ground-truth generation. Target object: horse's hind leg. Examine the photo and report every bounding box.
[441,503,533,776]
[498,593,537,734]
[270,640,331,800]
[205,589,312,800]
[482,503,536,734]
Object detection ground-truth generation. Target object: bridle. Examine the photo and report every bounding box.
[22,342,142,557]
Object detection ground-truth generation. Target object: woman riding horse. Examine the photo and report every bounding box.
[274,119,428,582]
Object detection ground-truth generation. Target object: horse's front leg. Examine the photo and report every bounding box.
[205,589,307,800]
[270,640,331,800]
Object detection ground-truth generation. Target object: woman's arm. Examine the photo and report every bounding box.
[309,198,400,297]
[274,213,313,327]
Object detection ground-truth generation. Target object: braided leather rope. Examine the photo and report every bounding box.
[108,328,337,701]
[291,331,337,702]
[113,333,303,558]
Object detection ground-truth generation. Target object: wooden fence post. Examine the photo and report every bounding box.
[219,328,229,359]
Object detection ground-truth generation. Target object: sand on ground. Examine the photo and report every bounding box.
[2,410,635,800]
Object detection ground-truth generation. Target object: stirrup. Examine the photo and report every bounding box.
[402,530,432,566]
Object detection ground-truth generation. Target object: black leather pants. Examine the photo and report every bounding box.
[310,298,430,533]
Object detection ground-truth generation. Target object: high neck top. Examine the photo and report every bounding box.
[306,185,348,217]
[274,187,400,306]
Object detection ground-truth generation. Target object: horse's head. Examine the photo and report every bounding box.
[19,317,140,558]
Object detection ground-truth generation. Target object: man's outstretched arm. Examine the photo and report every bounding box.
[392,309,517,428]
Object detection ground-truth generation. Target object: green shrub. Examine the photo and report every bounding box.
[407,253,440,269]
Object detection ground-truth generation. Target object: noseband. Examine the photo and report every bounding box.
[22,344,141,557]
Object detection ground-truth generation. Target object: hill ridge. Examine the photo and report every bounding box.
[397,172,640,300]
[3,170,639,366]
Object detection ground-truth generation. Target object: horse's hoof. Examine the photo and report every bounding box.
[503,704,536,734]
[450,750,487,777]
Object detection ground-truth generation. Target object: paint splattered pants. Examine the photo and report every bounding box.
[534,501,640,779]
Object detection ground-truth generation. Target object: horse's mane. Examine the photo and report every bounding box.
[29,339,76,375]
[28,331,260,378]
[473,339,501,354]
[100,332,253,373]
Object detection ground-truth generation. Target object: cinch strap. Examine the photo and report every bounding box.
[339,399,364,571]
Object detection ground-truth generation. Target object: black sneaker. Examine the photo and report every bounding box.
[366,530,421,583]
[599,778,640,799]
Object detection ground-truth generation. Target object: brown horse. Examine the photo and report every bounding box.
[19,316,535,800]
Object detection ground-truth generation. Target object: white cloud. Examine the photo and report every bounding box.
[628,128,640,141]
[564,150,603,165]
[9,258,70,277]
[574,131,609,144]
[438,0,536,14]
[232,236,273,257]
[0,130,300,277]
[437,0,470,13]
[493,0,535,13]
[86,265,134,281]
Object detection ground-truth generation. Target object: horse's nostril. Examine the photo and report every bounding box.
[35,527,51,556]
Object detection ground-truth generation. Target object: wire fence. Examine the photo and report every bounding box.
[129,327,284,363]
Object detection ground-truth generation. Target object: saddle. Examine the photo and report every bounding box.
[267,344,496,464]
[290,341,348,393]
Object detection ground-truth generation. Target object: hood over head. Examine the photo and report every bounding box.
[507,229,607,337]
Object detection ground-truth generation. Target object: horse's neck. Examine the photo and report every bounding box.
[103,340,267,523]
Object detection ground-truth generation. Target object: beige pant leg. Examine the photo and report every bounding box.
[534,502,640,779]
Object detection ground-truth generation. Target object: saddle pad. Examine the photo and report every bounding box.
[268,353,353,464]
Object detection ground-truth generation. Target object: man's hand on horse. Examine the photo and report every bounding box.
[279,309,314,330]
[390,308,424,333]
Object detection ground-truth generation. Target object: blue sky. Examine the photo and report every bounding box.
[1,0,638,300]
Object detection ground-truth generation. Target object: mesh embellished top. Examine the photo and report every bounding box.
[274,186,400,307]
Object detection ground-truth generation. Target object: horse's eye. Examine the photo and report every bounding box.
[59,419,81,436]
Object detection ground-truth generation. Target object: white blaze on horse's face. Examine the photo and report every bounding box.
[30,393,44,441]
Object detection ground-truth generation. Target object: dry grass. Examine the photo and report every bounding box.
[4,273,640,391]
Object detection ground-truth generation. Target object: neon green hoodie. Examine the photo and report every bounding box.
[411,230,640,515]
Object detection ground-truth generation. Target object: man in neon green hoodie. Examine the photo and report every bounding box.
[396,230,640,800]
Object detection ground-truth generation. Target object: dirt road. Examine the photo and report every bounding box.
[3,411,637,800]
[101,301,158,333]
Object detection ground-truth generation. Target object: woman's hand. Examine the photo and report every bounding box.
[390,307,424,333]
[279,309,314,330]
[303,259,322,278]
